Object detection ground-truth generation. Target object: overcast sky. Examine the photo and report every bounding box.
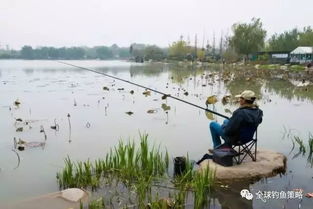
[1,0,313,49]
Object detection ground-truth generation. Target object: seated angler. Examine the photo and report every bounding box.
[209,90,263,151]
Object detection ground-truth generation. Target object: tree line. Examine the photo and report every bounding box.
[0,45,130,60]
[1,18,312,62]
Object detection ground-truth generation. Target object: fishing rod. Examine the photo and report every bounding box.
[58,61,230,119]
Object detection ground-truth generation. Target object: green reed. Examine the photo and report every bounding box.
[57,133,170,189]
[294,136,306,154]
[193,167,215,209]
[307,134,313,167]
[57,133,215,208]
[309,133,313,154]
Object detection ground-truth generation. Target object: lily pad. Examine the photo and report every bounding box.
[14,99,21,106]
[205,95,218,105]
[15,118,23,122]
[130,90,134,94]
[125,111,134,116]
[224,108,232,114]
[184,92,189,96]
[147,109,157,114]
[162,94,170,100]
[161,103,171,111]
[143,90,151,96]
[16,127,23,132]
[222,95,231,105]
[17,138,27,144]
[103,86,109,91]
[117,88,124,91]
[205,111,214,120]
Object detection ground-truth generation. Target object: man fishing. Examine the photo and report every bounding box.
[209,90,263,150]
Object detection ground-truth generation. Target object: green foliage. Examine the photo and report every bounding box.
[168,40,191,60]
[258,53,270,61]
[57,134,215,209]
[268,28,300,51]
[16,45,130,60]
[290,65,305,71]
[144,45,165,61]
[229,18,266,56]
[21,45,34,59]
[299,27,313,46]
[222,47,240,63]
[56,134,169,189]
[95,46,113,59]
[268,27,313,51]
[88,198,105,209]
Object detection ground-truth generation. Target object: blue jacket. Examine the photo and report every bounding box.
[224,105,263,144]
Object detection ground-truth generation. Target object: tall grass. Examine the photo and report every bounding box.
[57,133,169,189]
[307,134,313,167]
[57,133,215,208]
[294,136,306,154]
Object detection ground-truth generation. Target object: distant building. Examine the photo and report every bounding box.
[251,51,290,64]
[290,46,313,64]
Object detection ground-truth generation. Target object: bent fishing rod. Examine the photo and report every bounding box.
[58,61,229,119]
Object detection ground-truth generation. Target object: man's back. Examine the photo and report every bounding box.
[224,105,263,144]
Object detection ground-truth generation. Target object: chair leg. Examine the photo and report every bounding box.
[234,140,257,164]
[254,141,257,161]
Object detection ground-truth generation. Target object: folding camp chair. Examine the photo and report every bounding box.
[232,125,258,164]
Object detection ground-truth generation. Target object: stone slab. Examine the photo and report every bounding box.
[199,149,287,181]
[2,188,88,209]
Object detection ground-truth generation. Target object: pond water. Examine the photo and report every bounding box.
[0,60,312,208]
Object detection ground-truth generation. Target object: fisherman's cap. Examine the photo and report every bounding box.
[235,90,256,101]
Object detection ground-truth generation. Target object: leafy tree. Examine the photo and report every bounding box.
[197,48,205,61]
[168,40,189,60]
[144,45,164,61]
[66,47,85,59]
[95,46,113,59]
[229,18,267,57]
[299,27,313,46]
[267,28,300,51]
[268,27,313,51]
[118,47,130,59]
[21,45,34,59]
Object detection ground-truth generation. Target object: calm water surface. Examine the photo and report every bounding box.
[0,60,312,208]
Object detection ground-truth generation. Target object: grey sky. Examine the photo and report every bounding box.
[1,0,313,49]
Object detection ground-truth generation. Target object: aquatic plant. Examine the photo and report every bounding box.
[193,167,214,209]
[294,136,306,154]
[67,113,72,143]
[80,197,105,209]
[57,134,215,208]
[57,134,169,189]
[307,134,313,167]
[309,133,313,154]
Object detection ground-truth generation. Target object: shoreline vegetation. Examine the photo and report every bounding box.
[57,133,215,209]
[1,18,312,65]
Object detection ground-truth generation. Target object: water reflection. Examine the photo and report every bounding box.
[213,181,253,209]
[23,68,34,75]
[226,78,263,99]
[130,63,166,77]
[265,79,313,101]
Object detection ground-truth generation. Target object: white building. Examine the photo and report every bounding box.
[290,46,313,64]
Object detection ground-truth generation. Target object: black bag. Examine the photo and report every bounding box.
[212,148,237,167]
[174,156,186,176]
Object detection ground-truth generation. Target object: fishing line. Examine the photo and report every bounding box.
[58,61,229,119]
